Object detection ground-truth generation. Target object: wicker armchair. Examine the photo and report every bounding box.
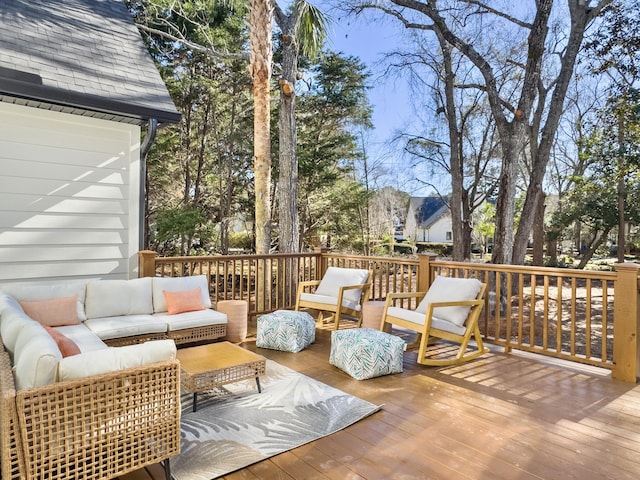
[0,343,180,480]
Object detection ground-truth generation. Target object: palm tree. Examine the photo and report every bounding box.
[274,1,327,253]
[249,0,274,255]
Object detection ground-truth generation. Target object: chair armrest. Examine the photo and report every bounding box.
[339,282,369,291]
[298,280,321,290]
[426,299,484,309]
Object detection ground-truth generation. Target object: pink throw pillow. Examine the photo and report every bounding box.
[163,288,205,315]
[44,326,81,358]
[19,295,80,326]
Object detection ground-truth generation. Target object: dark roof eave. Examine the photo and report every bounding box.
[0,77,181,125]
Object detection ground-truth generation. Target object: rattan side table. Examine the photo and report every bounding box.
[217,299,248,343]
[361,300,392,333]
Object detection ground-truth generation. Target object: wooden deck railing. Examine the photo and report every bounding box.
[138,250,640,383]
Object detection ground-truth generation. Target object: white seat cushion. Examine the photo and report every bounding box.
[54,324,109,352]
[85,278,153,319]
[84,315,167,340]
[299,292,362,311]
[415,276,482,327]
[315,267,369,305]
[386,306,466,336]
[152,275,212,313]
[155,309,227,331]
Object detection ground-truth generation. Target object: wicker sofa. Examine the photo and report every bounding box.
[0,274,228,480]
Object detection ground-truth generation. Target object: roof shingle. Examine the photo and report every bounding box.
[0,0,180,125]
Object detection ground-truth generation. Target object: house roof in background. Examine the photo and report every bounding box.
[0,0,181,126]
[409,196,449,228]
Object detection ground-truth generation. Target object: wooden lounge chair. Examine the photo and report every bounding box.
[381,275,488,366]
[295,267,372,329]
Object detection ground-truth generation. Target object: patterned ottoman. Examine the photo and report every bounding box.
[256,310,316,352]
[330,328,406,380]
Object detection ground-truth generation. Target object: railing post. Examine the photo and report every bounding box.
[417,253,437,292]
[613,262,640,382]
[315,247,330,280]
[138,250,157,278]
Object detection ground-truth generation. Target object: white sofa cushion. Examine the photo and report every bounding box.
[85,277,153,319]
[13,321,62,390]
[415,276,482,327]
[54,325,109,353]
[0,293,36,360]
[315,267,369,305]
[58,339,177,381]
[152,275,211,313]
[298,292,362,311]
[155,309,227,332]
[386,306,466,336]
[84,314,167,340]
[0,281,87,321]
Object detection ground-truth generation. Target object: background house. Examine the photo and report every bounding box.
[0,0,180,283]
[404,196,453,244]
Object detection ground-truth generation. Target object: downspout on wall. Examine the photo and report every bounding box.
[139,118,158,251]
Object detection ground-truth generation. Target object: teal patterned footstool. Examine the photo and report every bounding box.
[256,310,316,352]
[330,328,406,380]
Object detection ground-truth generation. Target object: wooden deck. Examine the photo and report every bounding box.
[125,321,640,480]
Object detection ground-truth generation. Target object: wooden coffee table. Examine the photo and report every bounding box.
[176,341,267,412]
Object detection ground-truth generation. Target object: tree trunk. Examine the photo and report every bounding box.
[276,18,300,253]
[249,0,273,255]
[437,30,465,261]
[532,192,546,266]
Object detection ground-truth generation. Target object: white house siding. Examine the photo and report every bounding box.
[412,216,452,243]
[0,102,141,283]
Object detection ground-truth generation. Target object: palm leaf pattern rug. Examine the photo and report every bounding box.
[172,359,382,480]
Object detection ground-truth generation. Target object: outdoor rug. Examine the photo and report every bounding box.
[172,359,382,480]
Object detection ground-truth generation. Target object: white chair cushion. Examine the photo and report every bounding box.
[85,278,153,319]
[415,276,482,327]
[298,292,362,311]
[386,306,466,336]
[0,281,87,320]
[54,325,109,352]
[84,315,167,340]
[58,339,177,381]
[315,267,369,304]
[152,275,212,313]
[13,321,62,390]
[155,309,227,331]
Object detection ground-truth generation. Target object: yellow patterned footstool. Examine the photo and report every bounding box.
[330,328,405,380]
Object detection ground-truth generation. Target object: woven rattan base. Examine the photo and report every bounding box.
[177,342,266,411]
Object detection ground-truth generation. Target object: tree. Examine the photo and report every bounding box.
[347,0,612,264]
[585,0,640,261]
[273,1,328,252]
[296,52,373,250]
[249,0,274,254]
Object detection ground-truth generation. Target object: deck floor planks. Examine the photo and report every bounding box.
[124,325,640,480]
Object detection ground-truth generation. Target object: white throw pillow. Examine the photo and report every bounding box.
[315,267,369,304]
[58,339,177,381]
[416,276,482,327]
[152,275,212,313]
[85,277,153,319]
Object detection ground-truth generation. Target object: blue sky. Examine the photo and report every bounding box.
[310,4,434,196]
